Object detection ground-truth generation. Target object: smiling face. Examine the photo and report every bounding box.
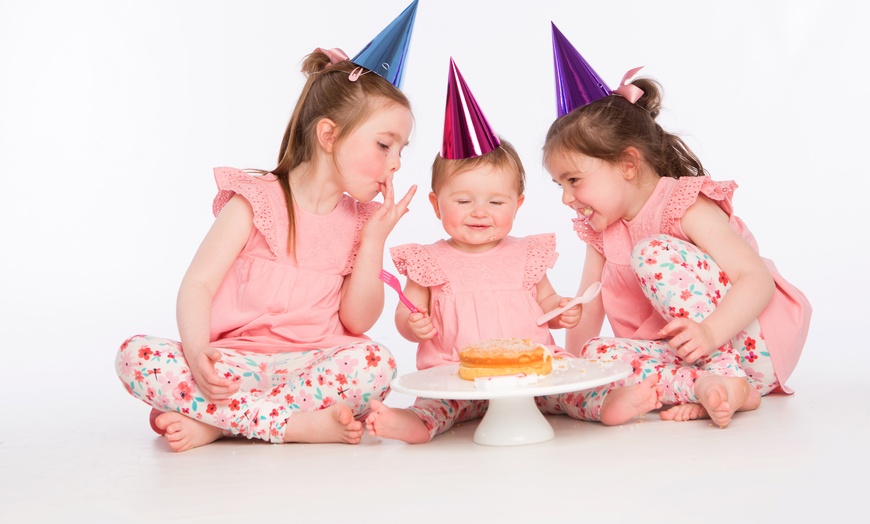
[429,163,524,253]
[333,99,413,202]
[546,149,634,232]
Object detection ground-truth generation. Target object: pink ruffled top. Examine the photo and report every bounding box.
[575,175,811,391]
[390,234,564,370]
[208,167,379,354]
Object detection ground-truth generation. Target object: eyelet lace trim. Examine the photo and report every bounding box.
[212,167,280,257]
[342,200,381,276]
[573,211,604,254]
[523,233,558,290]
[390,243,450,293]
[662,176,737,234]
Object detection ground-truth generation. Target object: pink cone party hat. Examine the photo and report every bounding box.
[552,22,612,117]
[441,58,500,159]
[351,0,418,89]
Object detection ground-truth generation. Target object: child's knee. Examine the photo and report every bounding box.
[579,336,616,359]
[630,235,677,271]
[367,342,397,377]
[116,334,147,378]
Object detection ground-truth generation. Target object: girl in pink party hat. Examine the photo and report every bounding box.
[365,59,663,444]
[544,23,811,427]
[115,2,419,451]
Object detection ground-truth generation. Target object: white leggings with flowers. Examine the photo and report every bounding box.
[568,235,779,411]
[116,335,396,443]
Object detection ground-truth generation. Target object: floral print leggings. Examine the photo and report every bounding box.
[410,235,780,438]
[116,335,396,443]
[572,235,779,410]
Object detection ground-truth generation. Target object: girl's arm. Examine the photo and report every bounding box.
[339,177,417,334]
[176,194,253,401]
[663,195,775,361]
[564,246,606,355]
[394,278,435,342]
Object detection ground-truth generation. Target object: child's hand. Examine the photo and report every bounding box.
[362,175,417,245]
[658,318,717,363]
[187,347,240,403]
[408,306,437,341]
[554,297,582,329]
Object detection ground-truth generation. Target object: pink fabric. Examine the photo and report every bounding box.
[390,234,564,370]
[574,176,811,392]
[208,167,380,354]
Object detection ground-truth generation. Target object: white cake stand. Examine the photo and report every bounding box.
[391,358,631,446]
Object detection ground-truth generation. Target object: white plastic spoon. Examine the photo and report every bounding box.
[536,281,602,325]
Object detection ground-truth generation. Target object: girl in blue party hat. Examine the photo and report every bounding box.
[115,2,420,451]
[544,23,811,427]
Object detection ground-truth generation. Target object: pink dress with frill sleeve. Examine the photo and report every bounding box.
[390,234,565,371]
[575,175,811,390]
[208,167,379,354]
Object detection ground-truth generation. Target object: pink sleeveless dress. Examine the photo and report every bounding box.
[209,167,380,353]
[575,175,811,391]
[390,234,563,370]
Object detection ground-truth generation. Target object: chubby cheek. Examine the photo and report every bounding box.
[494,209,517,232]
[441,211,465,231]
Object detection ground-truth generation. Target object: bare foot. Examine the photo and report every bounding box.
[659,403,708,422]
[149,408,165,435]
[155,412,223,452]
[660,384,761,423]
[693,375,754,428]
[365,400,431,444]
[599,374,664,426]
[283,404,364,444]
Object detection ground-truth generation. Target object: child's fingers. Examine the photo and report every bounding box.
[206,349,223,364]
[415,323,437,341]
[197,351,236,389]
[395,184,418,213]
[202,371,237,392]
[658,318,689,341]
[381,174,395,207]
[676,338,703,361]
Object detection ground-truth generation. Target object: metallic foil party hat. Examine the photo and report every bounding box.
[552,22,611,117]
[351,0,418,89]
[441,58,500,159]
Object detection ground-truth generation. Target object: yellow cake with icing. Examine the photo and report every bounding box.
[457,338,552,380]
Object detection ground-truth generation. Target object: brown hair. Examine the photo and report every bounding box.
[430,138,525,195]
[542,78,704,180]
[264,51,411,253]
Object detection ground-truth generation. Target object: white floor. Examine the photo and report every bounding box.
[1,354,866,524]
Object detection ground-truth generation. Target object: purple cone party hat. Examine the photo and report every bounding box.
[552,22,612,117]
[351,0,418,89]
[441,58,500,159]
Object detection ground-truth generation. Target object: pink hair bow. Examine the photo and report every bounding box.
[314,47,349,65]
[612,66,644,103]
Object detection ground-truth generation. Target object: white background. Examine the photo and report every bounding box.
[1,0,866,423]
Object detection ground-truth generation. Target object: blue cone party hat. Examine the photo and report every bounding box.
[441,58,500,159]
[351,0,418,89]
[552,22,611,117]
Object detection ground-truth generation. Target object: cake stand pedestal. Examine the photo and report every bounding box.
[390,359,631,446]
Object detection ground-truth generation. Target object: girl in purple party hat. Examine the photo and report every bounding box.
[544,23,811,427]
[115,2,420,451]
[365,59,663,444]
